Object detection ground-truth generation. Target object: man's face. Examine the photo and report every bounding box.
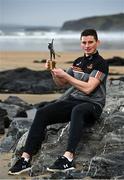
[80,35,100,56]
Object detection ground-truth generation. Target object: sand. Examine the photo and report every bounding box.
[1,50,124,77]
[0,50,124,179]
[0,50,124,69]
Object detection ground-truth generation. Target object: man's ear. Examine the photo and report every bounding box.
[97,40,100,46]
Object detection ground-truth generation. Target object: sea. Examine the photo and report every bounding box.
[0,26,124,52]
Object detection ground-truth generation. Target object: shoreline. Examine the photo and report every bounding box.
[0,49,124,179]
[0,49,124,104]
[0,93,62,104]
[1,50,124,71]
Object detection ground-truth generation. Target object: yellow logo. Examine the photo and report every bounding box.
[87,64,93,69]
[72,66,83,72]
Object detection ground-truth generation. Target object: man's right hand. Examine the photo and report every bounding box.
[45,60,50,70]
[45,60,56,70]
[51,69,68,87]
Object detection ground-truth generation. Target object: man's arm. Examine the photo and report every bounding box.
[52,68,100,94]
[64,75,100,94]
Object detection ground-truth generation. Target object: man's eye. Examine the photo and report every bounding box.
[89,41,93,44]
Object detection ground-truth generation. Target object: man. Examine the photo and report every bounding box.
[8,29,108,175]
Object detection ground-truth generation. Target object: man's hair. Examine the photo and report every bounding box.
[80,29,98,41]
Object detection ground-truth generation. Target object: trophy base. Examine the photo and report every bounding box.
[47,60,56,70]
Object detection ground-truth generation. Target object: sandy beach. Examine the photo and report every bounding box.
[0,49,124,103]
[1,50,124,75]
[0,50,124,179]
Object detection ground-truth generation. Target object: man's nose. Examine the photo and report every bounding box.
[85,43,89,47]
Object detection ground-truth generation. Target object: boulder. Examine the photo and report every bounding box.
[0,79,124,179]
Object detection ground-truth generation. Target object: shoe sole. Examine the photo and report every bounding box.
[47,167,75,173]
[8,167,31,175]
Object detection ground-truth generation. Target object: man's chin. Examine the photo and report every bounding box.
[85,52,93,56]
[85,50,96,56]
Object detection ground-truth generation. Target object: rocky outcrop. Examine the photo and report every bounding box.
[0,79,124,179]
[0,107,8,134]
[0,96,33,136]
[107,56,124,66]
[61,13,124,31]
[0,57,124,94]
[0,68,63,94]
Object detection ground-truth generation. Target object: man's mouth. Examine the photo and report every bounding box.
[85,48,91,52]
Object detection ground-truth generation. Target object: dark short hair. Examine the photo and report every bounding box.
[80,29,98,41]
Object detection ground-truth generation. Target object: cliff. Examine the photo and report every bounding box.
[61,13,124,31]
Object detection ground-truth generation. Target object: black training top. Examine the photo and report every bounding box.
[60,51,109,109]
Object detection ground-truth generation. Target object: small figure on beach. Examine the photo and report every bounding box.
[8,29,109,175]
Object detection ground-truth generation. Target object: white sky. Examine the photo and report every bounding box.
[0,0,124,26]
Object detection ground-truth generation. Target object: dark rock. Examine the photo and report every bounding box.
[15,110,27,118]
[0,67,123,94]
[0,102,26,120]
[33,59,47,63]
[3,96,32,118]
[0,68,63,94]
[0,107,9,134]
[3,96,32,109]
[0,80,124,179]
[0,118,33,152]
[0,119,5,134]
[107,56,124,66]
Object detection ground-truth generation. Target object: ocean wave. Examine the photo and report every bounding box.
[0,30,123,51]
[98,31,124,40]
[0,30,123,40]
[0,31,79,39]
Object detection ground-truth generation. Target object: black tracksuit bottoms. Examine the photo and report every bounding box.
[24,97,102,156]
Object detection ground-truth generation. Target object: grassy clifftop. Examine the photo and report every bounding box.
[61,13,124,31]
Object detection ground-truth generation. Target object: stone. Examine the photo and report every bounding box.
[0,79,124,179]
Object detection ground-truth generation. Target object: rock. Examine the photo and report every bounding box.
[107,56,124,66]
[0,67,123,94]
[3,96,32,109]
[0,102,25,120]
[0,107,10,134]
[0,80,124,179]
[0,96,34,142]
[33,59,47,63]
[0,68,62,94]
[0,117,33,152]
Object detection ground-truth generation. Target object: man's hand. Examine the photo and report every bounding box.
[51,68,68,87]
[52,68,67,78]
[45,60,50,69]
[45,60,56,70]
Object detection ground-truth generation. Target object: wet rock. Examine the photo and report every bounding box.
[0,108,6,134]
[0,117,33,152]
[0,107,10,134]
[107,56,124,66]
[3,95,32,109]
[0,68,63,94]
[0,79,124,179]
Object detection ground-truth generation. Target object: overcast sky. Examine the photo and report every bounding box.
[0,0,124,27]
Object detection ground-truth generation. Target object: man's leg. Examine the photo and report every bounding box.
[8,98,80,175]
[47,102,102,172]
[23,99,80,156]
[66,102,99,154]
